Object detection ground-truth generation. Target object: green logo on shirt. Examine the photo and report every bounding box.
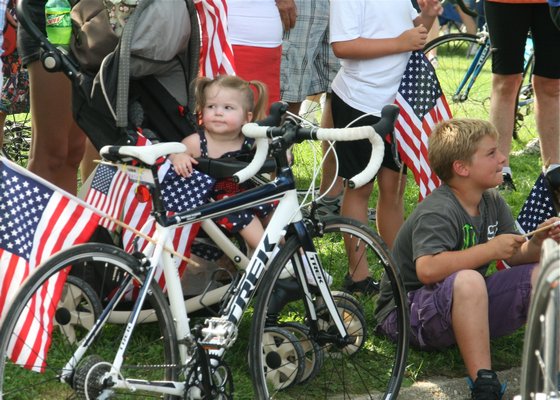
[462,224,477,249]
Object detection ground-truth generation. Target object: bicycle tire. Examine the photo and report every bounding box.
[519,240,560,399]
[424,33,492,122]
[1,113,32,167]
[0,243,180,399]
[249,217,409,399]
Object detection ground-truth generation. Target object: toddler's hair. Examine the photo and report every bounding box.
[428,118,499,182]
[194,75,269,121]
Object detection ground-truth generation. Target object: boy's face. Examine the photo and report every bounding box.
[467,135,506,189]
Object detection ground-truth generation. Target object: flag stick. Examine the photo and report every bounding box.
[101,213,200,267]
[522,220,560,238]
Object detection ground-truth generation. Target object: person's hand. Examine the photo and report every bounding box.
[399,25,429,51]
[485,234,526,260]
[417,0,443,18]
[276,0,297,31]
[530,217,560,246]
[169,153,198,178]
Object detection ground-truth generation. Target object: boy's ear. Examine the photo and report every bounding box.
[452,159,470,178]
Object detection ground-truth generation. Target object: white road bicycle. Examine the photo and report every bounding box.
[0,105,410,399]
[515,239,560,400]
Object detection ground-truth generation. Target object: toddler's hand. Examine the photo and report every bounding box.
[169,153,198,178]
[486,234,526,260]
[399,25,428,51]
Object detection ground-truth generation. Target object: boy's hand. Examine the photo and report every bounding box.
[486,234,526,260]
[417,0,443,18]
[399,25,429,51]
[169,153,198,178]
[530,217,560,246]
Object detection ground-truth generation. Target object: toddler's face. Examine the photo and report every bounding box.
[201,86,252,137]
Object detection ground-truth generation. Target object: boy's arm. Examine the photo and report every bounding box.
[332,27,428,60]
[505,217,560,266]
[416,234,526,284]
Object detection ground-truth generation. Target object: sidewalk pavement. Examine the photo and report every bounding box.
[393,367,521,400]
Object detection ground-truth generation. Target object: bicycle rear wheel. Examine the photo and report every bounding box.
[0,243,180,399]
[249,217,409,399]
[424,33,492,121]
[519,240,560,399]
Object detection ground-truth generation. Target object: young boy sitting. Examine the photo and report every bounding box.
[375,119,560,400]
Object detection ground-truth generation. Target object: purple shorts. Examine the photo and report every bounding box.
[379,264,536,350]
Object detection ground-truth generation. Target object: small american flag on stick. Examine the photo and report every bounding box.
[394,50,452,201]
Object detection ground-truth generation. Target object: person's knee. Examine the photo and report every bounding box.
[453,270,487,300]
[492,74,523,98]
[533,76,560,99]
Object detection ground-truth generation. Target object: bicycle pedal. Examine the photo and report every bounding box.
[199,318,237,349]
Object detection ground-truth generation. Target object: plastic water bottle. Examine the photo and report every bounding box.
[45,0,72,46]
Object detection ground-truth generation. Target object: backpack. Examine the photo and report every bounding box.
[70,0,200,150]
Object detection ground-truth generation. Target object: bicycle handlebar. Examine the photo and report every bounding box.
[232,138,269,184]
[242,104,400,188]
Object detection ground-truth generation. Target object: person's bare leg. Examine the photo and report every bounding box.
[341,182,373,281]
[452,270,492,380]
[239,218,266,250]
[489,73,523,169]
[533,75,560,167]
[375,167,406,249]
[27,61,85,194]
[80,138,99,184]
[319,94,344,197]
[456,6,477,35]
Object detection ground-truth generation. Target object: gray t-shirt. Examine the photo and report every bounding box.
[375,184,518,323]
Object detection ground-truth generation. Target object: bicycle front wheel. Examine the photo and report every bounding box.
[424,33,492,121]
[519,240,560,399]
[0,243,180,399]
[249,217,409,399]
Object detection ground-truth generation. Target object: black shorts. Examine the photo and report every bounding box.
[484,1,560,78]
[17,0,48,66]
[331,92,404,181]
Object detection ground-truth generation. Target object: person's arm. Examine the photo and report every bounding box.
[331,27,429,59]
[506,217,560,266]
[413,0,442,31]
[275,0,297,31]
[169,133,201,177]
[416,233,526,284]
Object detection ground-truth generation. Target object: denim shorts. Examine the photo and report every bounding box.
[378,264,536,350]
[17,0,47,66]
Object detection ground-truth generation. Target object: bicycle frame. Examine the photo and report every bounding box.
[60,155,349,396]
[453,31,492,103]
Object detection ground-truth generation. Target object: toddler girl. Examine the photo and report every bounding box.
[170,75,273,250]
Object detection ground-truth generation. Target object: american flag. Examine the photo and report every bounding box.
[92,160,215,298]
[85,164,133,232]
[394,50,452,201]
[0,158,101,371]
[194,0,236,77]
[497,173,557,270]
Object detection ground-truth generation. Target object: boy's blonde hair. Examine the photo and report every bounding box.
[428,118,499,182]
[194,75,269,121]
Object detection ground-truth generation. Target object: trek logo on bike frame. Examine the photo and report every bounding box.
[306,251,327,285]
[227,235,276,325]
